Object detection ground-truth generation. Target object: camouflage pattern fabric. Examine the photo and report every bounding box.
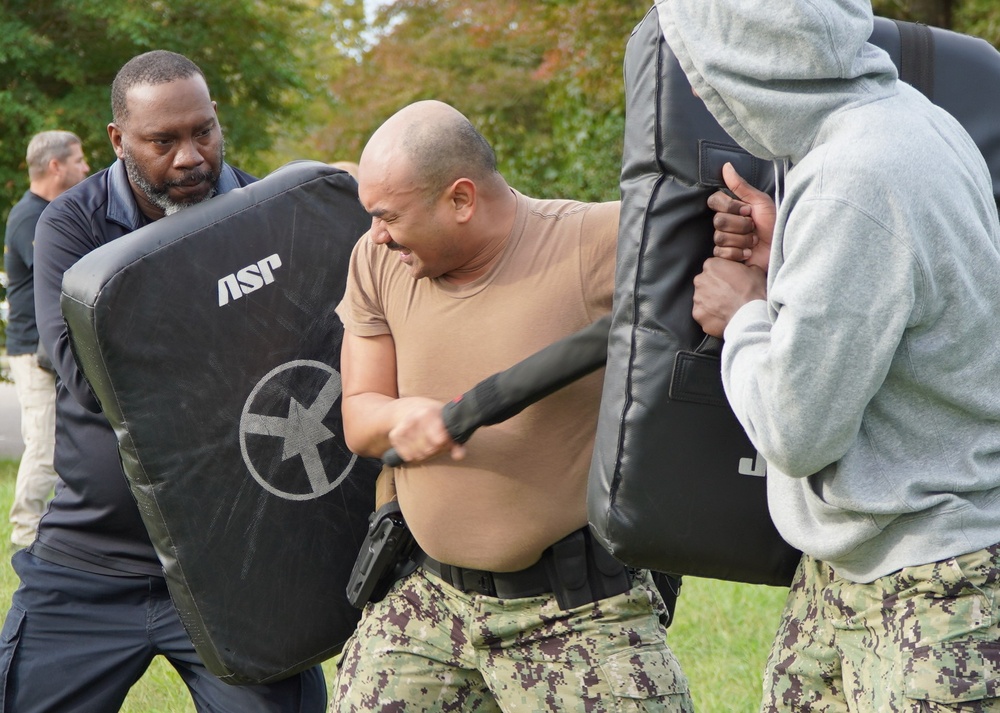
[331,567,693,712]
[761,543,1000,712]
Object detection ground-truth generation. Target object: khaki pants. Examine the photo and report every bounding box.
[7,353,57,547]
[332,567,692,712]
[762,544,1000,712]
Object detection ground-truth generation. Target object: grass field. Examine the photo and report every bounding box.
[0,457,789,711]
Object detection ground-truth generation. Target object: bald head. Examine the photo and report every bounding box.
[361,101,501,202]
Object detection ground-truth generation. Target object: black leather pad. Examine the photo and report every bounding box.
[60,161,379,684]
[589,12,1000,587]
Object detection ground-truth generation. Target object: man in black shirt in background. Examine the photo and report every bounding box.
[3,130,89,548]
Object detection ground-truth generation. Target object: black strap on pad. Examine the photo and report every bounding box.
[895,20,935,99]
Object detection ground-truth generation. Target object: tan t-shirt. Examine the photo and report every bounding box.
[336,190,619,570]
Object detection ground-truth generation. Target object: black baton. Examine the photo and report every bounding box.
[382,315,612,466]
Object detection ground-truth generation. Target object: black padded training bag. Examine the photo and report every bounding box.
[60,161,379,684]
[589,9,1000,587]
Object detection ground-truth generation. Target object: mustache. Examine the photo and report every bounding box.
[166,169,215,189]
[386,241,405,250]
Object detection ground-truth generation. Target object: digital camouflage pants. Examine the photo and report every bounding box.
[761,543,1000,712]
[331,567,693,712]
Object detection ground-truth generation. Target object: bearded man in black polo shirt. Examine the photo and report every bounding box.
[0,51,326,713]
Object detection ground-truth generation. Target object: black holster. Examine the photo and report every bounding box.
[345,501,416,608]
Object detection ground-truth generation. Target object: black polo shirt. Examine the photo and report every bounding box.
[31,160,255,576]
[3,191,49,356]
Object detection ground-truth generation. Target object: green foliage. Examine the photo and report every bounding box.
[308,0,1000,204]
[872,0,1000,45]
[304,0,1000,205]
[954,0,1000,47]
[310,1,647,202]
[872,0,953,27]
[5,0,998,217]
[0,0,330,225]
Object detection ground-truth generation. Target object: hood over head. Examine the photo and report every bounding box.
[655,0,899,163]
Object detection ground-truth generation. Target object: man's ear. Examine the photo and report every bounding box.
[450,178,476,224]
[107,123,125,160]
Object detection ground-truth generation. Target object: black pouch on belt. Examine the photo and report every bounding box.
[544,529,631,610]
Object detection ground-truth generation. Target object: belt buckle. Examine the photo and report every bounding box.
[457,567,496,597]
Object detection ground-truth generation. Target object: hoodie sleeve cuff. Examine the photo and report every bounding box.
[724,299,770,342]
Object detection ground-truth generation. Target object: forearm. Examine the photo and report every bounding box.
[343,391,455,462]
[341,391,401,457]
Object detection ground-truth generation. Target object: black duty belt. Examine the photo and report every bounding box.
[415,526,632,610]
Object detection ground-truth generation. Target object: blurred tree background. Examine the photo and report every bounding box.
[1,0,999,224]
[0,0,996,355]
[298,0,648,203]
[0,0,350,218]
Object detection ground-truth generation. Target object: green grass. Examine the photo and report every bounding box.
[669,577,788,711]
[0,457,788,711]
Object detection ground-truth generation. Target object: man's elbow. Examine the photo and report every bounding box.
[758,429,853,479]
[340,397,386,459]
[342,428,371,458]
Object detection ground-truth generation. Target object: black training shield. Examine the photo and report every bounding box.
[60,161,379,684]
[589,12,1000,587]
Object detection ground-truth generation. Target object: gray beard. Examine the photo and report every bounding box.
[122,142,224,216]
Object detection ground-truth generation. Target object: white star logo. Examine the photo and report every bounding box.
[239,359,357,500]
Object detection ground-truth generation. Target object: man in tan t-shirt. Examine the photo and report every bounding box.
[332,100,692,712]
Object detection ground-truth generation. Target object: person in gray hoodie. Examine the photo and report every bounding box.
[659,0,1000,710]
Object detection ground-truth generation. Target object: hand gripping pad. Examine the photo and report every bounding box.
[60,161,379,684]
[588,11,1000,586]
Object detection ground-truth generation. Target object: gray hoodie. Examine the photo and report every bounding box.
[657,0,1000,582]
